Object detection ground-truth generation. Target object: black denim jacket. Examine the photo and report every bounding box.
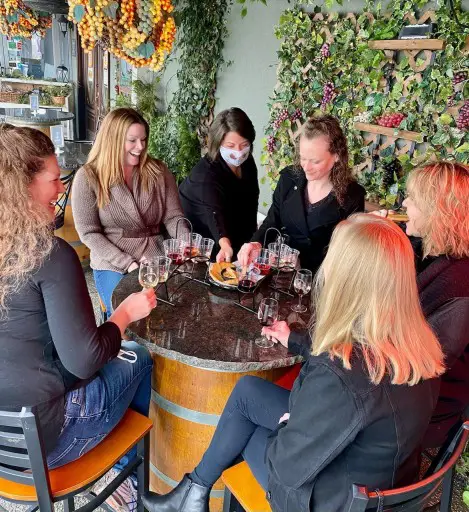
[265,335,440,512]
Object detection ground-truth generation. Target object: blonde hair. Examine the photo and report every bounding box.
[0,124,55,317]
[406,161,469,259]
[85,108,165,208]
[311,214,444,386]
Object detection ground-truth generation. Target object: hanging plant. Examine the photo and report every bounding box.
[67,0,176,71]
[0,0,52,38]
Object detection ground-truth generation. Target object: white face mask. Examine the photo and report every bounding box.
[219,145,251,167]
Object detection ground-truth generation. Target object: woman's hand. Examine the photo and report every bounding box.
[237,242,262,267]
[261,320,290,348]
[109,288,157,335]
[127,261,139,273]
[217,237,233,262]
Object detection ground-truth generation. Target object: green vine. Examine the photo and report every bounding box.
[147,0,228,182]
[262,0,469,207]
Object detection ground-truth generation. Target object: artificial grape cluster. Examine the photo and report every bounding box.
[453,71,467,87]
[321,81,335,109]
[381,159,402,188]
[376,112,406,128]
[273,109,289,129]
[447,94,455,107]
[354,111,372,123]
[291,108,303,122]
[456,101,469,130]
[68,0,176,70]
[320,43,330,59]
[267,135,276,154]
[0,0,51,37]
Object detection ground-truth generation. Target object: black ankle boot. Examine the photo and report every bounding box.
[142,474,210,512]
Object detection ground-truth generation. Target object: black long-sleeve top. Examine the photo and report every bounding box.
[251,166,365,273]
[179,155,259,257]
[0,237,121,453]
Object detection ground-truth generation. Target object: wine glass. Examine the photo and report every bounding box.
[253,249,272,275]
[179,233,202,260]
[156,256,171,283]
[236,265,261,293]
[255,298,279,348]
[163,238,184,265]
[139,260,160,289]
[291,269,312,313]
[194,238,215,263]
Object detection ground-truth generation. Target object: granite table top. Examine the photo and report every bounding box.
[112,265,308,372]
[0,108,74,125]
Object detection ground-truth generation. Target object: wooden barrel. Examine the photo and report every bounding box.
[54,175,90,266]
[149,355,295,512]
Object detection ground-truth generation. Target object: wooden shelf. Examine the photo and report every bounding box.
[354,122,423,142]
[368,39,445,51]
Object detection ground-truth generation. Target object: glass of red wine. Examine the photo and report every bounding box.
[254,249,272,275]
[163,239,184,265]
[291,269,312,313]
[236,265,261,293]
[255,298,279,348]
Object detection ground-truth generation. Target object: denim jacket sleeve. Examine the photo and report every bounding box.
[265,361,363,511]
[287,330,312,360]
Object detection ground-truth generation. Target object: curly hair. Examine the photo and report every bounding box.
[406,161,469,258]
[295,115,354,204]
[0,124,55,317]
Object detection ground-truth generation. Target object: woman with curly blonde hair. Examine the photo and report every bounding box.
[238,115,365,272]
[72,107,186,314]
[0,125,155,497]
[143,214,444,512]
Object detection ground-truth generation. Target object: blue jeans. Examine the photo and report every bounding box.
[47,341,153,470]
[191,376,290,490]
[93,269,125,315]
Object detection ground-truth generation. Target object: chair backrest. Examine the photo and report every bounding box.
[349,421,469,511]
[0,407,52,504]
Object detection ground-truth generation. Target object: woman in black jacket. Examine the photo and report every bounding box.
[179,108,259,262]
[143,214,444,512]
[237,115,365,273]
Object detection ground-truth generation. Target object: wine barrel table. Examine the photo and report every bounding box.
[112,268,306,512]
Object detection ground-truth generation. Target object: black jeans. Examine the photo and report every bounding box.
[191,376,290,490]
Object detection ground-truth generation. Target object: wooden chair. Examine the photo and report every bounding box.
[222,421,469,512]
[0,407,152,512]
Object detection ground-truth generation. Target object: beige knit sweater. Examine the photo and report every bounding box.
[71,165,186,273]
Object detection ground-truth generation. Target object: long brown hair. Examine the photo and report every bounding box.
[0,124,55,317]
[406,161,469,259]
[311,214,444,385]
[295,115,354,204]
[85,108,165,208]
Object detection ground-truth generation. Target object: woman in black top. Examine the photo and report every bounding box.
[142,215,444,512]
[0,125,156,505]
[179,107,259,262]
[238,115,365,273]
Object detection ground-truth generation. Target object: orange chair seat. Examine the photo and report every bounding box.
[0,409,152,502]
[222,461,271,512]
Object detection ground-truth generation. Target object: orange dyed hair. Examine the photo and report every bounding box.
[407,161,469,258]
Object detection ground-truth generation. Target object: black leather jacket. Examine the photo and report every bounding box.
[265,333,440,512]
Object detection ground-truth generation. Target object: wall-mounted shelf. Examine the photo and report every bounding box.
[367,39,445,51]
[354,122,423,142]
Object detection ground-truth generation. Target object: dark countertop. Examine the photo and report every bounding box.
[0,108,74,125]
[112,265,308,372]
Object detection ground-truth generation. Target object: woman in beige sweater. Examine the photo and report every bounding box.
[72,107,186,314]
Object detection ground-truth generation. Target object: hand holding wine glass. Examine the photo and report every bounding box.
[139,261,160,289]
[255,298,279,348]
[261,320,291,348]
[291,269,312,313]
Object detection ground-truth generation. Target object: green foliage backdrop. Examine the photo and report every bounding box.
[261,0,469,206]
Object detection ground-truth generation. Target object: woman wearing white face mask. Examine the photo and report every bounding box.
[179,107,259,262]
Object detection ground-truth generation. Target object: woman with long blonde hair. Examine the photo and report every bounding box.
[142,214,444,512]
[0,125,155,507]
[72,107,186,313]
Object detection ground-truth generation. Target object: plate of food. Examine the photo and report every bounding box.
[208,262,238,289]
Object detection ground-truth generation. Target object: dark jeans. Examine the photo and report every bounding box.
[93,269,125,314]
[47,341,153,469]
[191,376,290,490]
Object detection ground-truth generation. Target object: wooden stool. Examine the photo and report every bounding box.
[222,461,271,512]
